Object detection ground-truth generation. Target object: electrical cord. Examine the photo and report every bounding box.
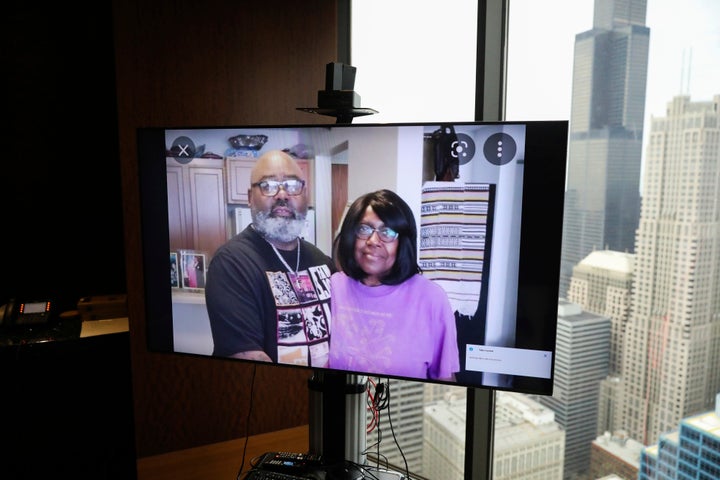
[384,379,410,479]
[366,377,386,434]
[236,372,410,480]
[373,380,389,470]
[362,377,411,478]
[236,364,258,479]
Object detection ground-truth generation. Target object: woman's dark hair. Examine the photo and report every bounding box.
[333,189,421,285]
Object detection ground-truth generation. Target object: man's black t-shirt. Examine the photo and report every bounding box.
[206,226,334,365]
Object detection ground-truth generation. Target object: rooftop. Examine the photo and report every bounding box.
[578,250,635,274]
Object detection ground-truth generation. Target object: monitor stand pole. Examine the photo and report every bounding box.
[308,370,367,466]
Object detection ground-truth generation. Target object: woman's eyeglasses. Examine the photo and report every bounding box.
[354,224,399,243]
[251,179,305,196]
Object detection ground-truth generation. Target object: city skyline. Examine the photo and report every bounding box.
[506,0,720,122]
[348,2,720,478]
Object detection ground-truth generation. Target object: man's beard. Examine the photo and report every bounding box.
[251,205,307,243]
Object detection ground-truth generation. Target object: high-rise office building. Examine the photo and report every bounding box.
[492,392,565,480]
[638,394,720,480]
[422,391,565,480]
[618,95,720,446]
[536,301,611,479]
[421,390,467,480]
[559,0,650,297]
[598,375,623,439]
[568,250,634,437]
[567,249,634,374]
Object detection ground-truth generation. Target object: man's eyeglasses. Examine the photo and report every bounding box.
[251,179,306,196]
[354,224,399,243]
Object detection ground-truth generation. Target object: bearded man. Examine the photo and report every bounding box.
[206,150,334,365]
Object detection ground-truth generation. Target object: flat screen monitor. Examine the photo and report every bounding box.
[137,121,568,466]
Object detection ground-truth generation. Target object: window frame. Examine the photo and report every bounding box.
[342,1,510,479]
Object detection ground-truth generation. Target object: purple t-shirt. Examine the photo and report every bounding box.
[329,272,460,380]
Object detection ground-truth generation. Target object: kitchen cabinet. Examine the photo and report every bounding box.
[166,157,227,257]
[225,157,256,204]
[225,156,313,205]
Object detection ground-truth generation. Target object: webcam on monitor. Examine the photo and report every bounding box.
[318,62,361,109]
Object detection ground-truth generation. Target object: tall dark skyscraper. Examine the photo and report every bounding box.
[559,0,649,297]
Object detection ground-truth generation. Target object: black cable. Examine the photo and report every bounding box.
[365,377,410,476]
[385,380,410,479]
[366,377,381,434]
[236,364,258,479]
[370,378,389,470]
[375,380,388,470]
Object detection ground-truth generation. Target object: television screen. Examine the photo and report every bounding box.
[137,120,567,396]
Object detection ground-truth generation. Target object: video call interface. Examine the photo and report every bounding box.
[139,121,568,395]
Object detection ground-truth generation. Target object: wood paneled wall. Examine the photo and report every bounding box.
[112,0,339,457]
[4,2,126,309]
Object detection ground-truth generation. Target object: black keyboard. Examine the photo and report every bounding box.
[239,470,313,480]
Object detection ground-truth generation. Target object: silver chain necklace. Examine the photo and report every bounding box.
[269,238,301,286]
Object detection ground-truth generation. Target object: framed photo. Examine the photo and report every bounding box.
[180,250,207,290]
[170,252,179,288]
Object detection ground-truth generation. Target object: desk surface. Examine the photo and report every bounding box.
[0,316,129,346]
[137,425,309,480]
[80,316,129,337]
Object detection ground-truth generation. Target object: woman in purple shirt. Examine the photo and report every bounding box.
[329,189,459,381]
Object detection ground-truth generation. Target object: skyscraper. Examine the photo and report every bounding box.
[567,250,634,437]
[536,300,611,479]
[638,394,720,480]
[422,391,565,480]
[567,249,634,374]
[618,95,720,445]
[559,0,649,297]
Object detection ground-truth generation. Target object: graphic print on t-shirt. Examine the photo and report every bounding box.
[267,270,299,306]
[266,265,332,367]
[289,272,318,302]
[303,303,329,340]
[309,265,331,301]
[278,308,305,341]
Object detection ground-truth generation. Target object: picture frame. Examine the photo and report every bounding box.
[170,252,179,288]
[180,250,207,290]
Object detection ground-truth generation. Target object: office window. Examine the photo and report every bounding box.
[353,0,719,478]
[506,1,719,479]
[351,0,477,124]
